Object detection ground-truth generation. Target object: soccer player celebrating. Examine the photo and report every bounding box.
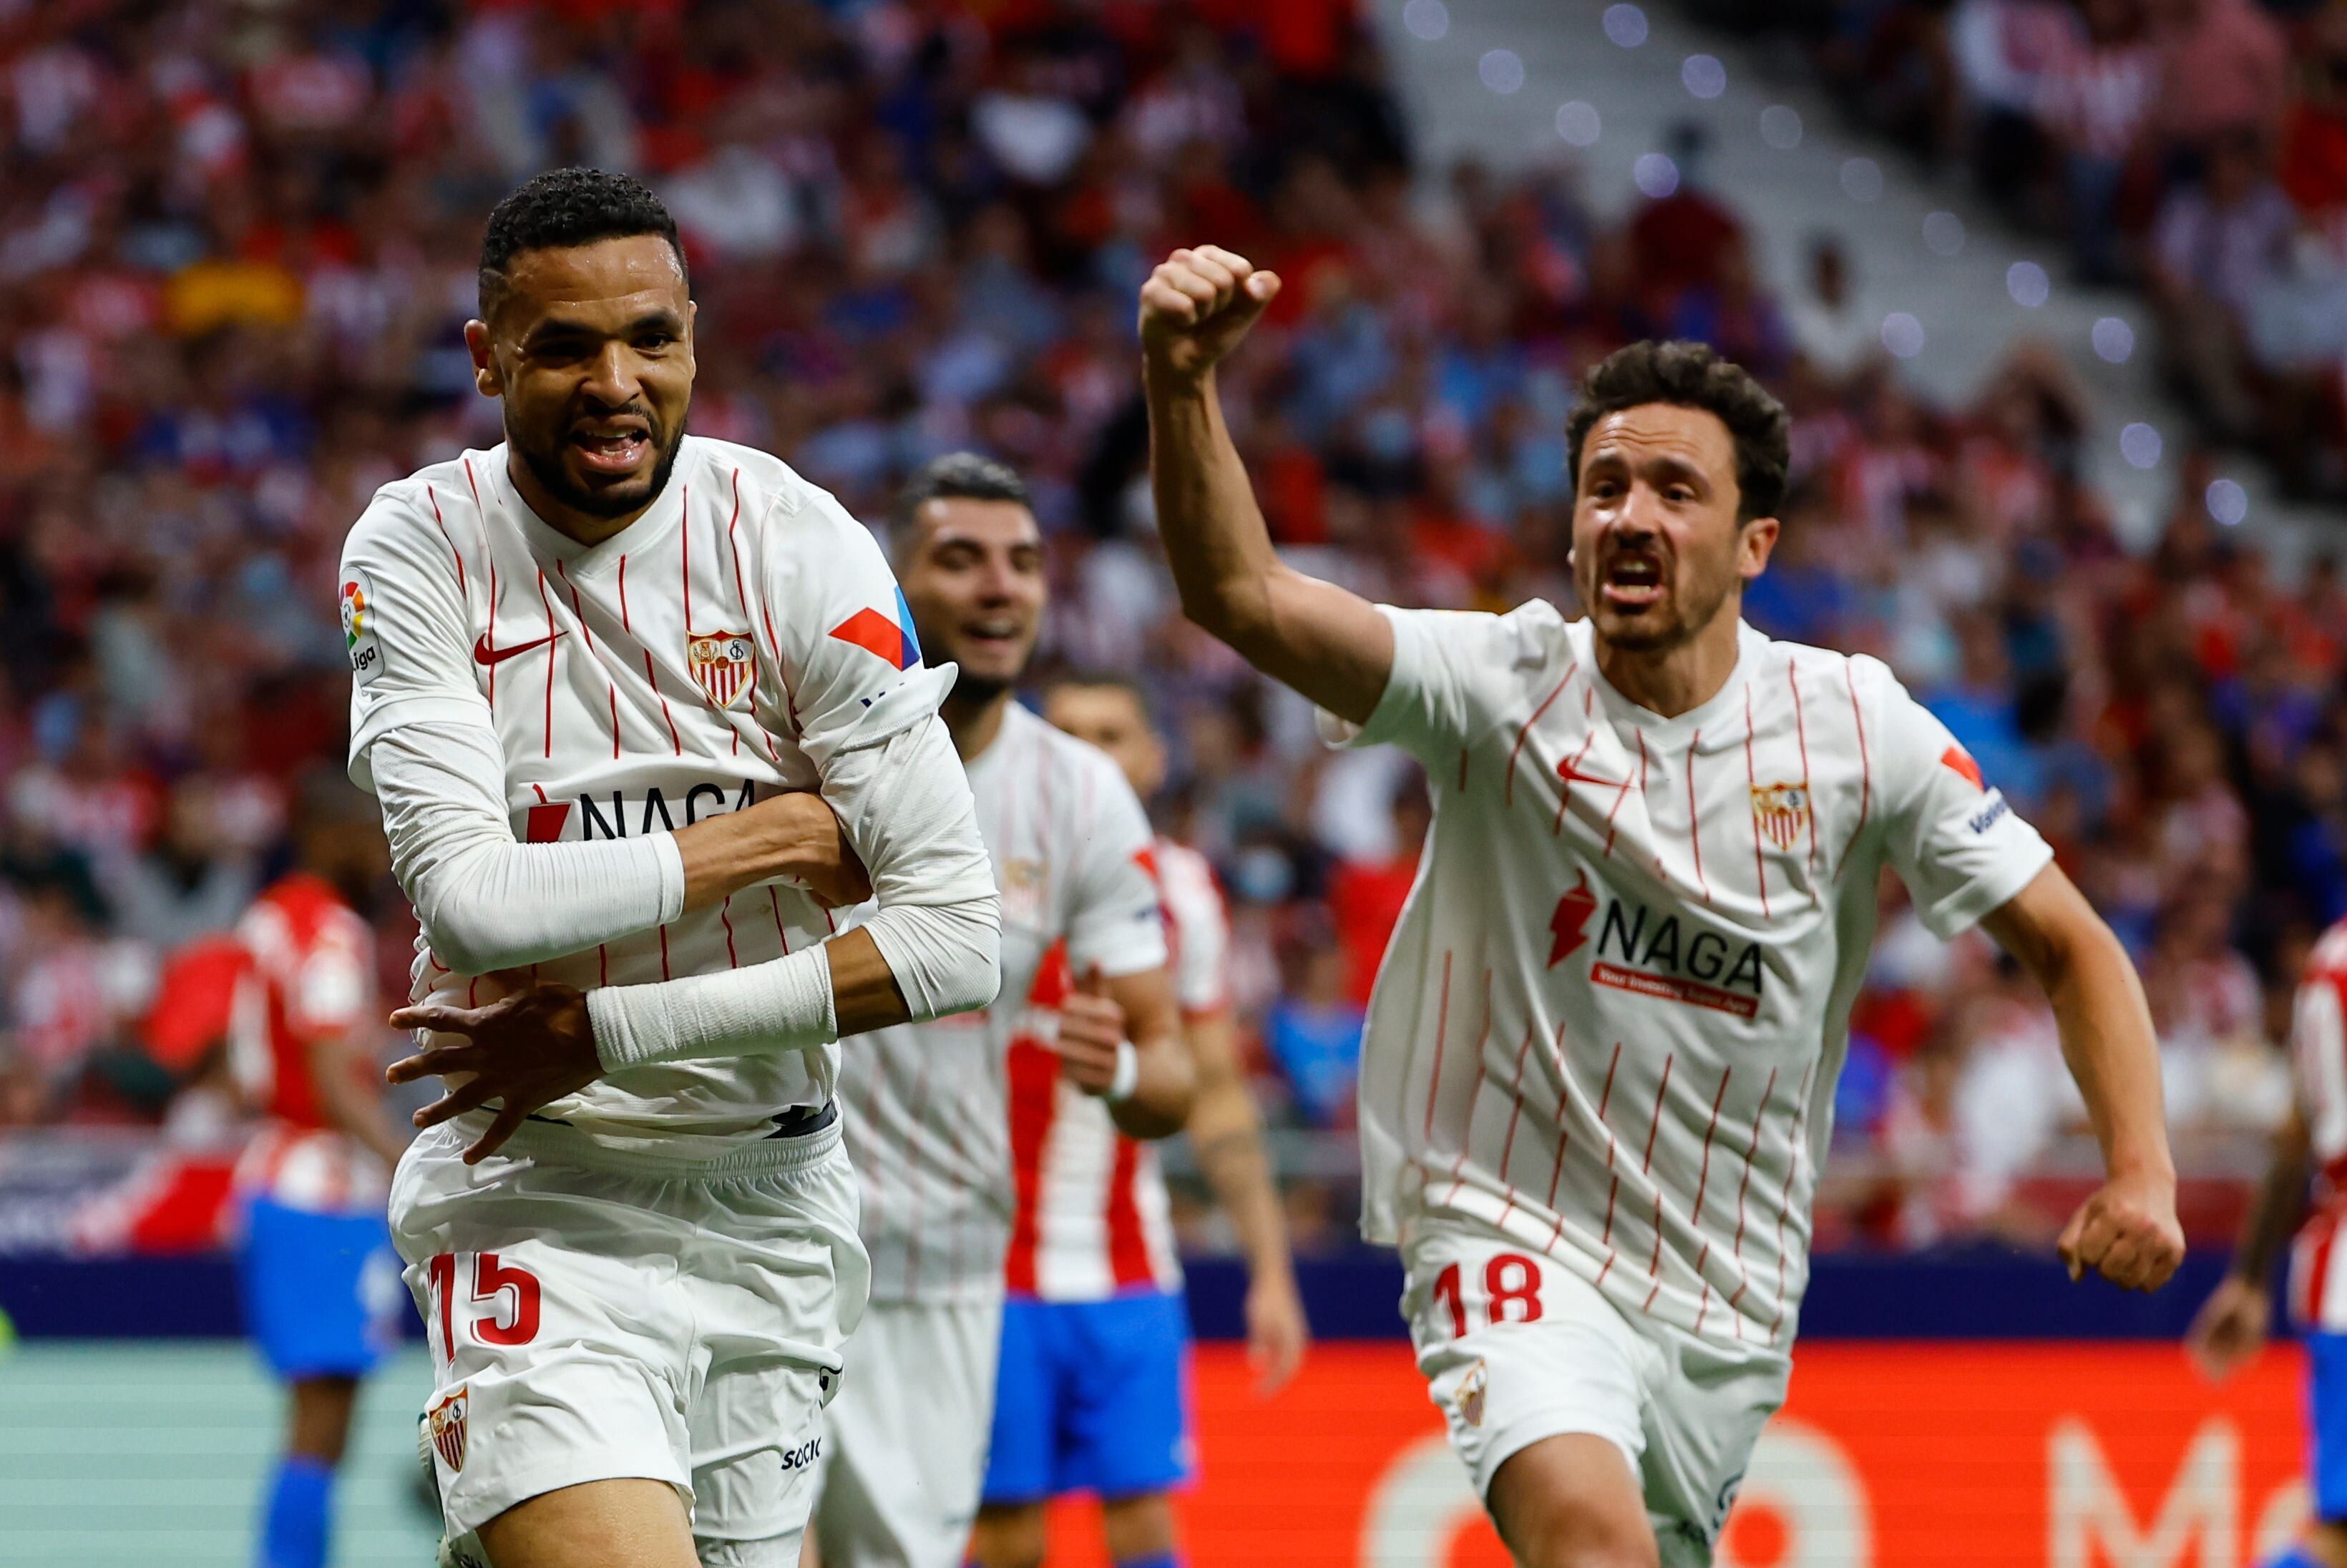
[228,771,411,1568]
[345,169,1002,1568]
[2187,916,2347,1568]
[965,672,1309,1568]
[811,456,1195,1567]
[1138,246,2184,1567]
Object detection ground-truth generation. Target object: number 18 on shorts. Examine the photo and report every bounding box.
[1402,1225,1790,1566]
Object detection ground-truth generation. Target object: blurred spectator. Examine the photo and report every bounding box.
[0,0,2325,1263]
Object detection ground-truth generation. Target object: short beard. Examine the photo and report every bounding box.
[511,413,687,520]
[944,666,1017,714]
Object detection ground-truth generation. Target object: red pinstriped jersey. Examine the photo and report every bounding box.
[2288,921,2347,1328]
[1329,604,2052,1348]
[839,704,1168,1303]
[227,873,381,1212]
[1000,838,1226,1301]
[341,436,923,1154]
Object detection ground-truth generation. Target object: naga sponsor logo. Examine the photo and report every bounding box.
[1968,792,2011,835]
[522,780,761,842]
[1548,872,1596,967]
[1588,893,1765,1019]
[779,1435,822,1472]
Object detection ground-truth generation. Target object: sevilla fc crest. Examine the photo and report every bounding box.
[1456,1358,1489,1428]
[426,1385,469,1471]
[1749,781,1812,852]
[688,631,757,708]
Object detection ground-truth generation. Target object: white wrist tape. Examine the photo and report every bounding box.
[1105,1039,1139,1104]
[587,944,837,1072]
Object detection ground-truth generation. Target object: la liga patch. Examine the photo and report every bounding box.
[341,569,384,686]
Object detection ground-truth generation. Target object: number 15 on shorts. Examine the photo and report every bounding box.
[426,1252,543,1363]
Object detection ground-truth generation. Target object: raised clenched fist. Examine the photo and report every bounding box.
[1138,245,1282,382]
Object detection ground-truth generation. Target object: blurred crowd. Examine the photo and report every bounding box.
[0,0,2337,1257]
[1691,0,2347,499]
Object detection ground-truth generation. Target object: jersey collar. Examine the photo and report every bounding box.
[1578,617,1765,746]
[494,438,691,579]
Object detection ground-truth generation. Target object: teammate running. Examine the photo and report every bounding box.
[811,454,1195,1568]
[2187,916,2347,1568]
[228,770,409,1568]
[967,672,1308,1568]
[1138,246,2184,1567]
[345,169,1002,1568]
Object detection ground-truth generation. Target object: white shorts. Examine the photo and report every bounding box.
[813,1293,1003,1568]
[1402,1222,1789,1567]
[390,1115,869,1556]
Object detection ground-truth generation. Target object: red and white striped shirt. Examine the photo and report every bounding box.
[1330,605,2052,1348]
[841,704,1168,1303]
[1001,837,1229,1300]
[228,873,382,1214]
[2288,920,2347,1328]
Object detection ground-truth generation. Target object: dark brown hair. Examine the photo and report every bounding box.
[1565,340,1790,522]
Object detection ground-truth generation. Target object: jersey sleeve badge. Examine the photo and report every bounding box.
[341,569,383,686]
[826,588,922,670]
[687,630,757,707]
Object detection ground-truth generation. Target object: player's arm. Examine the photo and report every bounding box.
[1053,962,1194,1140]
[345,497,865,978]
[1183,1005,1309,1391]
[1870,661,2180,1291]
[1979,865,2184,1290]
[386,496,1000,1161]
[2187,1103,2308,1380]
[303,1026,411,1171]
[1141,246,1392,725]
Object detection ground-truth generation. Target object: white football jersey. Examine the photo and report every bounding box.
[1337,604,2052,1348]
[341,436,940,1153]
[839,702,1167,1303]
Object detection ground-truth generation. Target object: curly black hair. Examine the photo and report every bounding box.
[1565,340,1790,522]
[477,167,685,319]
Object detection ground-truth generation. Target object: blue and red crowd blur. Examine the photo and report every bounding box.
[0,0,2338,1256]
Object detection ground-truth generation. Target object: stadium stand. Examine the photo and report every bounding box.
[0,0,2330,1280]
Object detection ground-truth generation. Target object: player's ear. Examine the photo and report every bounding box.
[464,319,502,398]
[1737,514,1781,582]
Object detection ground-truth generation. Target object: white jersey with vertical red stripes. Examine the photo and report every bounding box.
[2287,920,2347,1328]
[1332,603,2053,1349]
[999,834,1224,1303]
[839,702,1168,1304]
[340,436,928,1153]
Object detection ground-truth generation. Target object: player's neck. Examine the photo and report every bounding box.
[1594,609,1745,719]
[507,453,657,549]
[942,686,1016,762]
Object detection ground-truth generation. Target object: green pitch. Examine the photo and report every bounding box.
[0,1341,444,1564]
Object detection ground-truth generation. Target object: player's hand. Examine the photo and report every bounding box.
[2057,1167,2185,1292]
[386,979,602,1163]
[765,791,870,908]
[2185,1274,2270,1381]
[1244,1268,1310,1396]
[1055,966,1130,1097]
[1138,245,1280,383]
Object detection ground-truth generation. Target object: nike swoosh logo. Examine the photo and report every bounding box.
[1557,759,1624,790]
[473,631,562,667]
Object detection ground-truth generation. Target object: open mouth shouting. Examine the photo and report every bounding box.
[570,414,655,478]
[1599,547,1669,612]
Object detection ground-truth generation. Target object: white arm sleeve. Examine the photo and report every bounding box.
[368,719,685,975]
[1315,600,1567,768]
[585,706,1002,1069]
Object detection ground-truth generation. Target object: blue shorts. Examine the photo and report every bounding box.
[982,1290,1194,1505]
[235,1196,402,1381]
[2313,1331,2347,1519]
